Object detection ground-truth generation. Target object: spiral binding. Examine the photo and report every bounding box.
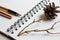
[7,0,50,34]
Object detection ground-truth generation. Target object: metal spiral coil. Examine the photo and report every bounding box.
[7,0,50,34]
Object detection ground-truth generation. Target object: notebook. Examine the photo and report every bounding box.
[0,0,60,40]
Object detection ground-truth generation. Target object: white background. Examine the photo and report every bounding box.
[0,0,60,40]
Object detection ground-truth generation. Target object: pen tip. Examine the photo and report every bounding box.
[16,13,21,17]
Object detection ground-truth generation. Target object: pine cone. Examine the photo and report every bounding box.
[43,2,60,19]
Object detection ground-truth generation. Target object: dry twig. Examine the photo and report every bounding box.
[18,20,60,36]
[18,19,41,36]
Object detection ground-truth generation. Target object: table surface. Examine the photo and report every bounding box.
[0,34,10,40]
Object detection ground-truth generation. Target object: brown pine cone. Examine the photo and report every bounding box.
[43,2,60,19]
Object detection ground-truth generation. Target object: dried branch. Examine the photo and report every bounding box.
[17,19,42,36]
[18,20,60,36]
[18,19,35,36]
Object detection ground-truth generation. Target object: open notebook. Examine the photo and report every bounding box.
[0,0,60,40]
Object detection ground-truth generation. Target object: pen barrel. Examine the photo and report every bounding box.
[0,6,8,10]
[0,6,21,16]
[0,8,8,13]
[0,10,12,19]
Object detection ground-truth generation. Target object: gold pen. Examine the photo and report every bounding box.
[0,10,12,19]
[0,6,21,16]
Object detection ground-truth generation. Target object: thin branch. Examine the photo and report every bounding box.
[18,20,60,36]
[17,27,54,36]
[18,19,35,36]
[17,19,42,36]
